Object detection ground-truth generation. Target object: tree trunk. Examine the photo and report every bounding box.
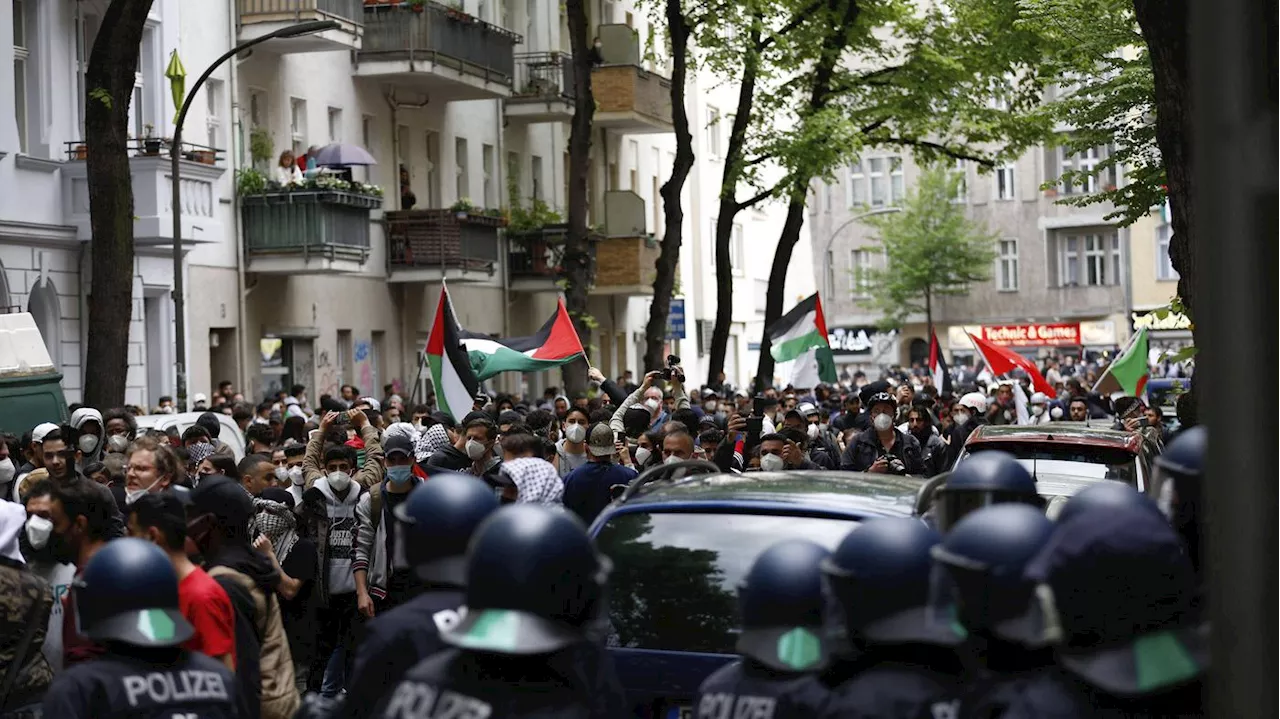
[83,0,155,409]
[1133,0,1196,345]
[561,0,595,396]
[706,24,764,387]
[643,0,696,372]
[754,0,861,391]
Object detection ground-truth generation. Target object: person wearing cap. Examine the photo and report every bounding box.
[189,474,300,719]
[997,503,1207,718]
[68,407,105,465]
[1027,391,1053,426]
[39,537,244,719]
[372,504,624,719]
[192,392,210,410]
[945,391,989,467]
[354,432,422,617]
[694,540,832,717]
[841,392,926,475]
[814,518,966,719]
[795,402,840,470]
[562,422,637,526]
[325,474,500,719]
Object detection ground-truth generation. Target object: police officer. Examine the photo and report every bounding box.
[998,503,1207,717]
[40,537,246,718]
[933,451,1043,532]
[929,504,1056,718]
[816,518,967,719]
[694,539,832,718]
[1151,425,1205,581]
[1050,480,1160,524]
[334,473,500,719]
[374,504,624,719]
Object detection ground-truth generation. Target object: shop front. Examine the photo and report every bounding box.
[826,326,900,377]
[946,320,1121,365]
[1132,309,1194,356]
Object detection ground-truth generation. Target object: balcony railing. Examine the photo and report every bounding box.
[242,190,378,266]
[63,139,225,166]
[511,52,575,101]
[239,0,362,24]
[507,223,602,283]
[386,208,504,276]
[359,2,520,86]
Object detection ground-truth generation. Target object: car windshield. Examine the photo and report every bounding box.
[964,445,1138,487]
[595,511,856,655]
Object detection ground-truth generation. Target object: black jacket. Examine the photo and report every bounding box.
[998,666,1205,719]
[697,659,829,718]
[945,416,986,468]
[841,427,926,475]
[911,430,951,476]
[423,446,503,486]
[818,646,966,719]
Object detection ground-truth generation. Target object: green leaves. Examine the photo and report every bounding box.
[89,87,114,111]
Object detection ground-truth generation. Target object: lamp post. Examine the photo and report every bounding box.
[819,206,902,299]
[170,20,339,412]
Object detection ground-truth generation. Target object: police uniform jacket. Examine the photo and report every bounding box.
[695,659,829,719]
[40,649,244,719]
[998,667,1205,719]
[817,646,966,719]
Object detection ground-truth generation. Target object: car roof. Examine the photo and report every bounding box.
[605,471,923,520]
[965,423,1141,453]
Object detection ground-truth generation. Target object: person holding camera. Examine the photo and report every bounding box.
[608,357,691,437]
[841,393,926,476]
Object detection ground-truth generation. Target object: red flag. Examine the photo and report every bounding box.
[968,333,1056,396]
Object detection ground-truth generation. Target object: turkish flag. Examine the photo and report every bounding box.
[968,333,1056,396]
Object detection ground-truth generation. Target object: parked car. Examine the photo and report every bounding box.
[589,461,924,718]
[134,411,246,460]
[950,423,1159,492]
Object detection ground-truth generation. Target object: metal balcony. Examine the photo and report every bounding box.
[506,52,575,124]
[385,208,504,282]
[507,223,602,292]
[241,189,379,274]
[355,2,521,101]
[238,0,363,52]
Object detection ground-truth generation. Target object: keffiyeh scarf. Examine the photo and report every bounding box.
[416,423,453,462]
[500,457,564,505]
[253,498,299,561]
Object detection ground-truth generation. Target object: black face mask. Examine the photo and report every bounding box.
[47,531,77,566]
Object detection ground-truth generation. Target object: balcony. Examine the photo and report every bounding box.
[241,189,381,274]
[355,2,521,101]
[594,190,659,294]
[60,140,226,246]
[238,0,363,52]
[507,223,603,292]
[505,52,575,125]
[591,24,673,134]
[386,208,504,282]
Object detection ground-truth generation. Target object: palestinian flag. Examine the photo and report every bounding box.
[425,286,481,422]
[768,293,837,385]
[928,329,953,394]
[1092,328,1150,397]
[460,299,586,381]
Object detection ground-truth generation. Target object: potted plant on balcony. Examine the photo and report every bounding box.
[450,198,475,220]
[443,0,471,21]
[141,124,163,156]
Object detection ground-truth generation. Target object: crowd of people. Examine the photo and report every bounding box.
[0,355,1203,718]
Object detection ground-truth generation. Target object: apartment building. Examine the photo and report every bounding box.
[1128,202,1191,356]
[1,0,810,407]
[808,143,1136,373]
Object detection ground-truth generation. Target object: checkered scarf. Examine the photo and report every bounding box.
[253,498,299,561]
[187,442,215,466]
[416,424,453,462]
[500,457,564,505]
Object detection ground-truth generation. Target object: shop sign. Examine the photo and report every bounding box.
[1079,320,1117,346]
[1132,309,1191,332]
[981,323,1081,347]
[827,326,897,356]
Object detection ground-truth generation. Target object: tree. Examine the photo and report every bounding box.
[561,0,596,395]
[83,0,155,408]
[641,0,697,372]
[859,165,998,333]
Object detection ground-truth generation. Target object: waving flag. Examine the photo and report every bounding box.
[460,299,586,380]
[928,329,953,394]
[968,332,1055,396]
[1092,328,1150,397]
[767,293,837,386]
[425,286,480,422]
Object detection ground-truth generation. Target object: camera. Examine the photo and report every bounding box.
[659,354,683,382]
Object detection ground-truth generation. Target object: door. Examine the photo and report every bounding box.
[144,292,170,407]
[291,339,315,397]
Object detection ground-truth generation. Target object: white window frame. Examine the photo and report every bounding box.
[531,154,543,203]
[13,0,29,153]
[454,137,470,203]
[995,163,1016,200]
[868,157,888,208]
[1084,234,1108,286]
[846,160,865,208]
[731,223,745,276]
[706,106,722,158]
[951,160,968,203]
[205,78,224,152]
[997,239,1019,292]
[289,98,307,155]
[1156,223,1177,281]
[1061,145,1117,195]
[850,249,872,298]
[1110,233,1123,286]
[327,106,342,144]
[482,143,496,207]
[824,250,835,297]
[889,157,904,205]
[1060,236,1081,286]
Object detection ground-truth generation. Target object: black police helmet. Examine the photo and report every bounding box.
[936,451,1042,532]
[392,472,500,586]
[1155,425,1205,478]
[74,537,194,648]
[736,539,831,673]
[931,504,1054,637]
[442,504,610,655]
[1053,481,1159,526]
[822,518,963,648]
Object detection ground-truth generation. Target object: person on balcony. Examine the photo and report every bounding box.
[276,150,302,186]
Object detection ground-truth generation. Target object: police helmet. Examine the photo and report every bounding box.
[392,472,500,586]
[1152,425,1206,569]
[1052,481,1160,525]
[736,539,831,673]
[935,451,1043,532]
[821,518,963,648]
[441,504,610,655]
[73,537,195,648]
[930,504,1054,640]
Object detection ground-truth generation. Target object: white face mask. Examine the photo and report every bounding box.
[1031,405,1045,417]
[326,470,353,492]
[78,434,99,455]
[703,400,717,412]
[644,398,661,412]
[0,458,14,485]
[806,424,820,439]
[288,466,305,486]
[663,454,683,465]
[25,515,52,549]
[634,447,652,466]
[465,439,488,460]
[125,477,162,505]
[953,410,971,426]
[873,413,894,432]
[564,423,587,443]
[274,466,288,482]
[759,453,786,472]
[106,434,130,453]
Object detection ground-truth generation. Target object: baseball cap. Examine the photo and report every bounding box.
[188,474,254,529]
[797,402,820,417]
[701,387,720,399]
[359,397,382,411]
[586,423,616,457]
[383,432,414,458]
[193,392,208,405]
[31,422,59,443]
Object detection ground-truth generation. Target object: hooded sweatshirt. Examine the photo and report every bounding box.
[69,407,104,464]
[310,478,361,597]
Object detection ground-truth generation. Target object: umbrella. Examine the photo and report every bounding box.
[165,50,186,125]
[312,142,378,167]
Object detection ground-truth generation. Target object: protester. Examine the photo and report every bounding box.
[0,500,53,717]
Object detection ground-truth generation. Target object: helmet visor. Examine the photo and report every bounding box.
[935,489,1045,532]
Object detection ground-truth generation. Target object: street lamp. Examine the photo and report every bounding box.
[170,20,339,412]
[820,206,902,298]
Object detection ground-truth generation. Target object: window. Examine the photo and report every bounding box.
[997,239,1019,291]
[1059,233,1119,287]
[890,158,904,205]
[629,140,640,191]
[336,330,352,386]
[1084,234,1107,285]
[290,98,307,155]
[951,160,968,202]
[205,79,223,151]
[847,160,865,207]
[1061,236,1081,286]
[482,143,496,207]
[249,88,267,128]
[531,154,543,203]
[850,249,872,297]
[127,26,157,143]
[327,107,342,143]
[754,279,769,314]
[869,158,887,207]
[996,163,1016,200]
[424,131,440,207]
[731,223,745,275]
[824,251,835,297]
[847,156,903,207]
[370,331,385,394]
[1156,224,1177,280]
[1061,145,1116,195]
[13,0,29,153]
[1110,233,1123,286]
[823,182,834,213]
[594,511,857,653]
[454,137,469,203]
[362,114,373,149]
[706,106,722,157]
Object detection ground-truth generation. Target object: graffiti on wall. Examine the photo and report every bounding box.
[354,340,373,395]
[315,348,339,397]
